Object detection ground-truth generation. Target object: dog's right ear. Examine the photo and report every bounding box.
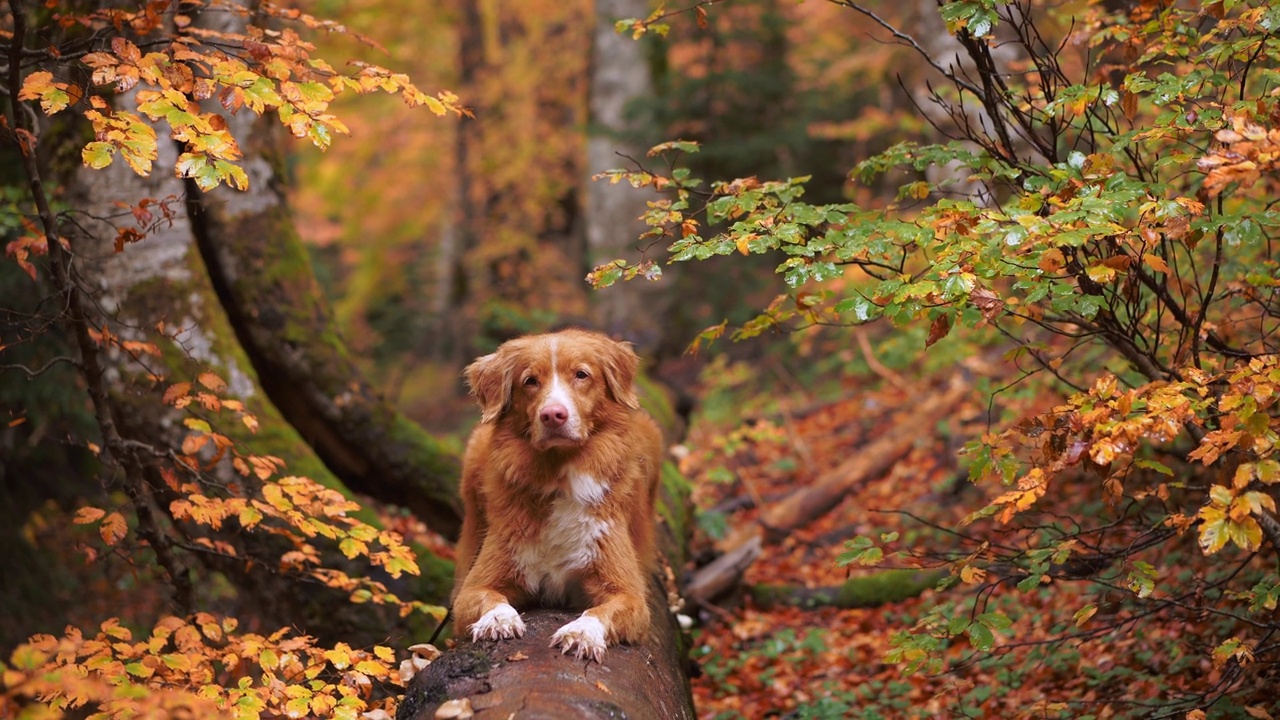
[464,350,514,423]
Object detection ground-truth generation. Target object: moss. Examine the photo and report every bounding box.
[388,414,463,499]
[636,371,680,439]
[749,569,946,610]
[657,460,692,570]
[217,201,352,389]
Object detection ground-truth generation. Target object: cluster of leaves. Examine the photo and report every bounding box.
[2,616,401,719]
[599,0,1280,713]
[4,1,459,717]
[15,1,462,191]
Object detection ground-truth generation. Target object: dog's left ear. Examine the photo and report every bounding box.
[464,349,515,423]
[600,339,641,410]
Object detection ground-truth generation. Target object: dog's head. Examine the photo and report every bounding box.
[464,329,640,450]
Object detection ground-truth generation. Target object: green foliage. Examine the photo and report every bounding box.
[602,0,1280,713]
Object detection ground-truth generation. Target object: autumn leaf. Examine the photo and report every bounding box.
[100,512,127,546]
[197,371,227,392]
[1073,604,1098,627]
[925,313,952,348]
[82,142,116,169]
[74,506,107,524]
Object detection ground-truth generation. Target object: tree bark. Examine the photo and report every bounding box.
[29,2,458,645]
[585,0,666,350]
[185,84,463,540]
[398,462,695,720]
[61,123,456,644]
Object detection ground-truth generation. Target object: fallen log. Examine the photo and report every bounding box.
[398,459,695,720]
[684,535,762,606]
[720,375,970,552]
[691,376,969,604]
[747,569,946,610]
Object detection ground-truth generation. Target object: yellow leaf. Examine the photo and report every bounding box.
[262,483,292,511]
[1197,505,1229,554]
[324,644,352,669]
[354,659,389,677]
[960,564,986,584]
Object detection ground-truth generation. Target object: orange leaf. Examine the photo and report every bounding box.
[197,371,226,392]
[1142,253,1170,274]
[100,512,127,546]
[74,506,107,524]
[163,382,191,405]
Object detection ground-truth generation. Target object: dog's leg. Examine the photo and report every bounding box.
[454,585,527,641]
[551,539,650,661]
[454,538,527,642]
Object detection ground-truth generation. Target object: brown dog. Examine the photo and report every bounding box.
[452,328,662,661]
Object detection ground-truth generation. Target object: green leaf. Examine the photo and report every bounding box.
[976,612,1012,631]
[836,536,883,567]
[82,142,116,169]
[966,621,994,651]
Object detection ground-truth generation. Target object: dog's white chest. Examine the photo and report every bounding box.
[513,472,611,599]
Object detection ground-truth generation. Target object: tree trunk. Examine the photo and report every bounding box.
[187,108,463,538]
[62,123,454,644]
[398,459,695,720]
[38,2,457,644]
[585,0,665,350]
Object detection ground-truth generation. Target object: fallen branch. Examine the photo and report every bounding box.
[685,535,762,606]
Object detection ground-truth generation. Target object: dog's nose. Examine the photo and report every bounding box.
[540,404,569,428]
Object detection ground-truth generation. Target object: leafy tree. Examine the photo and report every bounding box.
[599,0,1280,713]
[1,0,465,716]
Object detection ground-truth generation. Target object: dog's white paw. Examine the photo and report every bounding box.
[470,603,526,642]
[550,615,607,663]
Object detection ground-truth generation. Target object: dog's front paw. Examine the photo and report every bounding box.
[550,615,607,663]
[470,603,526,642]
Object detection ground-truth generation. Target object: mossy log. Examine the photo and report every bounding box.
[187,112,463,538]
[398,457,695,720]
[748,569,946,610]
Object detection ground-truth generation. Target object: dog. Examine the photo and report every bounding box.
[451,328,662,661]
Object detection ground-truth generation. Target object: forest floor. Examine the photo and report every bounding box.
[675,366,1275,719]
[679,377,983,719]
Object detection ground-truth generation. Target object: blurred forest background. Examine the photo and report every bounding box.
[3,0,1280,718]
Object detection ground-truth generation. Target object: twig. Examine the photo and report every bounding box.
[7,3,193,613]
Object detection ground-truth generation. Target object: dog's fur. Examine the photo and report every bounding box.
[452,328,662,661]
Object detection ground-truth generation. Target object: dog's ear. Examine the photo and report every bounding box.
[464,349,514,423]
[600,339,641,410]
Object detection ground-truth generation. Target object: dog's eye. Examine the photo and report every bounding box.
[574,370,590,380]
[523,376,539,387]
